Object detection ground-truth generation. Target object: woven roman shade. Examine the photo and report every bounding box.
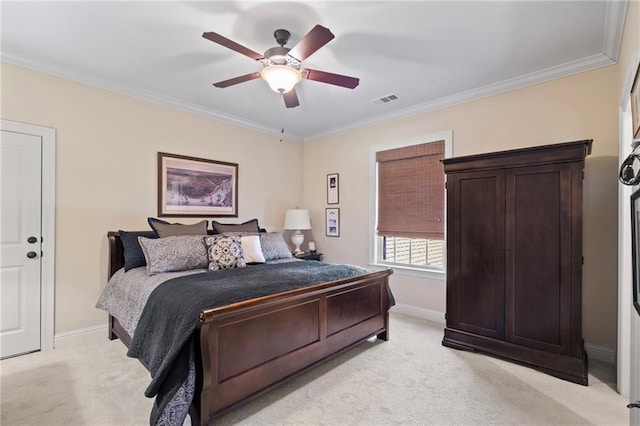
[376,140,445,240]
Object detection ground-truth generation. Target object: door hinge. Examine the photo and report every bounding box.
[582,169,585,180]
[582,256,584,265]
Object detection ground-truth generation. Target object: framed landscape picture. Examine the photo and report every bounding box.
[632,189,640,316]
[158,152,238,217]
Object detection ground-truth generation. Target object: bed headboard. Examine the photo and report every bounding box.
[107,231,127,280]
[107,227,268,280]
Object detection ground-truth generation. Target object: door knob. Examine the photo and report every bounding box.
[628,401,640,409]
[27,236,38,244]
[26,251,37,259]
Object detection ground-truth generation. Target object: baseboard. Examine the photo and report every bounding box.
[391,306,615,365]
[54,324,108,340]
[54,317,614,365]
[584,343,615,365]
[391,304,446,324]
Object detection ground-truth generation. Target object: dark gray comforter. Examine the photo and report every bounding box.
[127,261,370,425]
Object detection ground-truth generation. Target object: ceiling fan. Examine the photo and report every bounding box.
[202,25,359,108]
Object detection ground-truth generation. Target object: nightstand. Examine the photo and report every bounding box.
[296,252,323,261]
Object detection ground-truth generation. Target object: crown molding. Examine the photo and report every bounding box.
[1,28,622,146]
[0,51,305,143]
[304,53,616,142]
[603,0,628,61]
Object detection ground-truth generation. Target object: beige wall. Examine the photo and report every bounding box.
[2,6,636,350]
[1,63,304,334]
[303,64,620,351]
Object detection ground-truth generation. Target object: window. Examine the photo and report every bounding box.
[371,133,451,273]
[382,237,445,269]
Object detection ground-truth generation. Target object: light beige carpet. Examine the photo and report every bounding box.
[0,313,629,425]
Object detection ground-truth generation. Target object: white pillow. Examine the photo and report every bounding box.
[241,235,266,263]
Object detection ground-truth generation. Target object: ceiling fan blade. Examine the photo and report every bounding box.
[283,89,300,108]
[301,69,359,89]
[203,32,263,61]
[213,72,261,88]
[287,25,335,62]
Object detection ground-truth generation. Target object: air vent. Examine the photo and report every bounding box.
[370,93,400,105]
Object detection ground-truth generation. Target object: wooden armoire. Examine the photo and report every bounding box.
[442,140,592,385]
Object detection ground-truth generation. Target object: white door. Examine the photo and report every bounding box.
[0,130,43,358]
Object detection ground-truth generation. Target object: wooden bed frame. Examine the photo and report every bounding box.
[106,231,393,425]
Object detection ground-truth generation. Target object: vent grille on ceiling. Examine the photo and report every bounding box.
[370,93,399,105]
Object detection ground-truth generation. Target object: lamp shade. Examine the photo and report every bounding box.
[284,209,311,230]
[261,65,302,93]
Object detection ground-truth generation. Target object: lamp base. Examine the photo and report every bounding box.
[291,230,304,255]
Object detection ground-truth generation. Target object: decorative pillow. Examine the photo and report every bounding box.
[240,235,266,264]
[211,218,260,234]
[138,235,208,275]
[119,230,157,272]
[260,232,293,261]
[147,217,208,238]
[203,235,247,271]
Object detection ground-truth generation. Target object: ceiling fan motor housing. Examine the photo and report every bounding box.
[273,29,291,46]
[264,46,292,65]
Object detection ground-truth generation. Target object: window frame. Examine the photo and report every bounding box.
[369,131,453,277]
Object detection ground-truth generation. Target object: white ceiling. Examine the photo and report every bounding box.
[0,1,627,142]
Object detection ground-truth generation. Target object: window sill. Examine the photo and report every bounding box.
[368,262,446,280]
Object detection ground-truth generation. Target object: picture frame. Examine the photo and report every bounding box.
[632,63,640,140]
[158,152,238,217]
[326,208,340,237]
[631,188,640,316]
[327,173,339,204]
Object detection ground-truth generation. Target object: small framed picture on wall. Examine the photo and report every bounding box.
[326,208,340,237]
[327,173,339,204]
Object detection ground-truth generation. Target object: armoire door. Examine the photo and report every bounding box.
[446,169,505,340]
[504,163,573,355]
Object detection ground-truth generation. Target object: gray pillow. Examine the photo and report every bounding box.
[138,235,208,275]
[211,219,260,234]
[203,235,247,271]
[148,217,208,238]
[260,232,293,261]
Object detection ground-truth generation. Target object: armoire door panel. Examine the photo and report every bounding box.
[451,171,505,339]
[505,164,571,354]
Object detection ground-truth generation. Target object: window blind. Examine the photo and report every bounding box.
[376,140,445,240]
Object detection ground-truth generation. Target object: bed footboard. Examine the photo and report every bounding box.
[194,269,393,425]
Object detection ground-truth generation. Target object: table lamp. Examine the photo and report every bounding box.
[284,209,311,255]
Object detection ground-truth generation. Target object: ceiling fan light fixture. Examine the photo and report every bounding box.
[261,65,302,94]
